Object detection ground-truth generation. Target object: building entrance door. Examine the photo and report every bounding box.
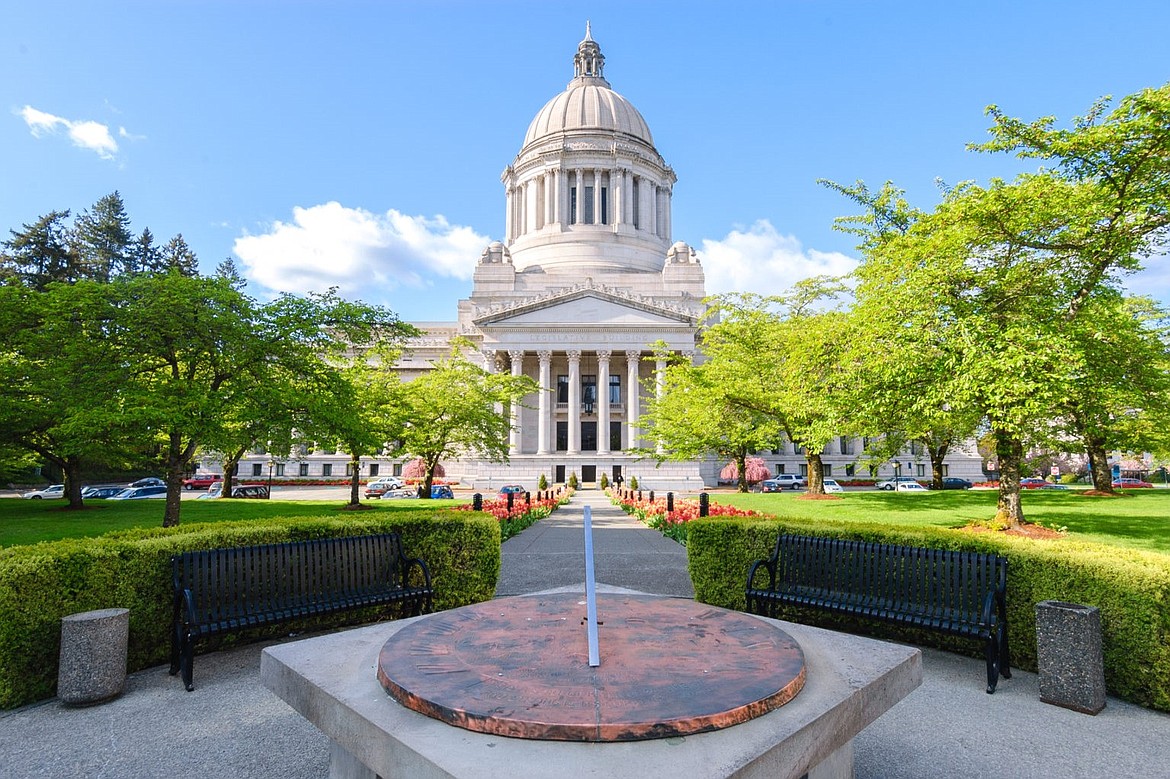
[581,422,597,452]
[555,465,565,484]
[582,465,596,483]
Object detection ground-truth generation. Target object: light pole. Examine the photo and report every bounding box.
[266,458,275,499]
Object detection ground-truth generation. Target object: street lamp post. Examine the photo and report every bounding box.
[267,459,275,499]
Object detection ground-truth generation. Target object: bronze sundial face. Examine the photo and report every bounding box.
[377,593,805,742]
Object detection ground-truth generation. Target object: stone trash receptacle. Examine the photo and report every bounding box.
[57,607,130,706]
[1035,600,1106,715]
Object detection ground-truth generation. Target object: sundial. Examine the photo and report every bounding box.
[376,508,806,742]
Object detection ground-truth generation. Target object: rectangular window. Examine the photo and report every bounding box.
[252,463,262,476]
[582,374,597,411]
[632,179,640,228]
[393,463,402,477]
[275,463,285,477]
[839,436,852,455]
[794,443,805,455]
[600,187,609,225]
[369,464,379,477]
[556,421,568,452]
[299,463,309,477]
[581,421,597,452]
[909,441,922,456]
[346,463,354,477]
[322,463,332,477]
[942,464,949,476]
[609,374,621,404]
[845,463,856,477]
[570,187,577,224]
[799,463,809,476]
[823,464,832,476]
[610,421,622,451]
[917,464,926,477]
[584,186,595,224]
[556,375,569,403]
[776,463,786,474]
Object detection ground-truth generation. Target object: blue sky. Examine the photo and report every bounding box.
[3,1,1168,320]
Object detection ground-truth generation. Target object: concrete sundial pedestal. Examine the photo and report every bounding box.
[376,593,806,741]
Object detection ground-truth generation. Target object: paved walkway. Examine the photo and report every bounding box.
[1,490,1168,777]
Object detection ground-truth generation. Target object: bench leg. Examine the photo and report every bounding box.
[985,636,1000,694]
[999,622,1012,681]
[180,635,195,692]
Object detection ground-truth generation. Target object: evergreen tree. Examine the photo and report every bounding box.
[161,233,199,276]
[130,228,163,274]
[0,210,76,289]
[215,256,246,288]
[72,191,132,281]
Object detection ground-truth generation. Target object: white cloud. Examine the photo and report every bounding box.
[18,105,119,159]
[699,220,858,297]
[233,202,488,304]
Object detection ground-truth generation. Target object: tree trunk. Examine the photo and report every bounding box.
[64,457,85,509]
[993,430,1025,528]
[805,451,825,495]
[162,432,196,527]
[222,446,247,497]
[927,441,949,490]
[1084,433,1115,493]
[347,451,362,506]
[736,451,748,493]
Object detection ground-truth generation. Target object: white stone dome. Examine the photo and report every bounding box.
[524,83,653,147]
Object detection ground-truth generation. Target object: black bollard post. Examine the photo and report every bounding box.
[699,492,709,517]
[667,492,674,512]
[638,489,643,502]
[525,491,531,506]
[649,490,655,502]
[507,492,514,511]
[473,493,482,511]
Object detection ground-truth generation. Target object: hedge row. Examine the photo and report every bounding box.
[0,510,500,709]
[686,517,1170,712]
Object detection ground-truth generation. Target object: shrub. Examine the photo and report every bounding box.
[538,473,548,491]
[629,475,639,490]
[568,471,579,489]
[686,517,1170,712]
[0,510,499,709]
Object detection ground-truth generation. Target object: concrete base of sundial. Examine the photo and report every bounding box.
[261,587,922,779]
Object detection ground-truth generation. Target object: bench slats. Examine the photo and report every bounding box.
[746,534,1010,693]
[170,533,432,691]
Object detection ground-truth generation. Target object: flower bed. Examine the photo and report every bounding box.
[455,489,573,541]
[610,490,762,544]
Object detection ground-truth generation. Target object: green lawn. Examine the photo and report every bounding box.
[0,498,469,548]
[710,489,1170,555]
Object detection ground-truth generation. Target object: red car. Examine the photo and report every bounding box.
[182,473,223,490]
[1112,478,1154,489]
[1019,478,1049,489]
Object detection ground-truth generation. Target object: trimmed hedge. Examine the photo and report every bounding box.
[687,516,1170,712]
[0,510,500,709]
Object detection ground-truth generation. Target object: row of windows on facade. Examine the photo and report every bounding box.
[231,462,402,478]
[556,374,620,404]
[769,437,929,457]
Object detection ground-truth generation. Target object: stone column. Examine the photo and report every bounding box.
[655,356,667,454]
[663,185,672,242]
[613,170,624,227]
[597,350,611,455]
[592,169,602,224]
[626,350,640,450]
[509,351,524,455]
[567,350,581,454]
[504,187,514,243]
[537,350,552,455]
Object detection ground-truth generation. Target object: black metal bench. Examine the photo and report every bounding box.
[745,533,1010,693]
[170,533,433,691]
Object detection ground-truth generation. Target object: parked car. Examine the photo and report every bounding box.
[498,484,526,496]
[931,477,973,490]
[760,474,805,492]
[430,485,454,499]
[81,485,127,499]
[182,473,222,490]
[365,477,406,498]
[822,478,844,493]
[199,483,270,499]
[875,476,920,491]
[128,477,165,488]
[108,485,168,500]
[1019,478,1049,489]
[1113,478,1154,489]
[895,481,929,493]
[22,484,65,500]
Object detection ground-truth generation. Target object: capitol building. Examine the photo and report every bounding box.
[235,26,984,491]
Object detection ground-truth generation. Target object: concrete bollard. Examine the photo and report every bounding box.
[1035,601,1106,714]
[58,607,130,706]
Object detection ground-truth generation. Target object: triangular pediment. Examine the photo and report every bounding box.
[474,283,698,328]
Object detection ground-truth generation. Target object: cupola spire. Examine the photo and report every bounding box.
[572,21,607,85]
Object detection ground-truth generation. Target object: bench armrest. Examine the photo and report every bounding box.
[746,557,777,592]
[402,556,433,590]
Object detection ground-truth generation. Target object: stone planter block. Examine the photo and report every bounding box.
[1035,600,1106,715]
[57,607,130,706]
